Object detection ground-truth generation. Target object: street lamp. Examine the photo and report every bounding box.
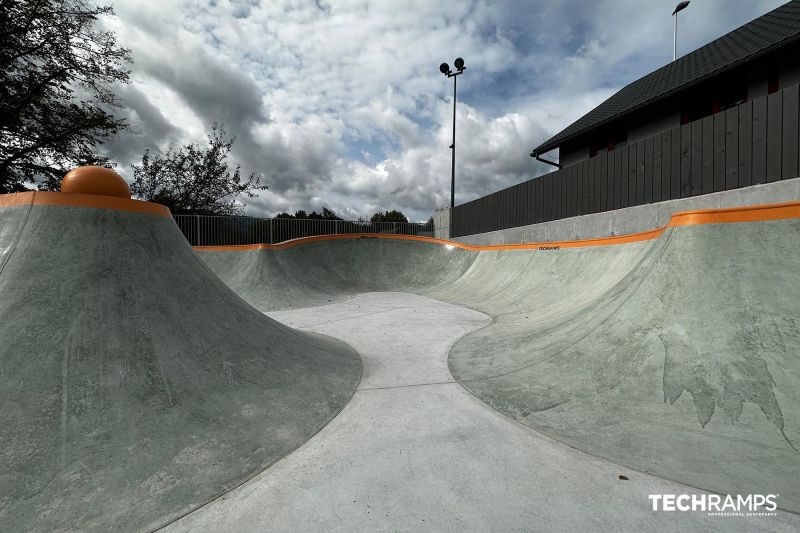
[439,57,466,210]
[672,1,690,61]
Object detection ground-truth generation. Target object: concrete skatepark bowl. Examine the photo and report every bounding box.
[1,178,799,531]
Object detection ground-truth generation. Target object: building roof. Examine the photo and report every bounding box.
[531,1,800,157]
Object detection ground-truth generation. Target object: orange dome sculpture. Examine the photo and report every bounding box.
[61,166,131,199]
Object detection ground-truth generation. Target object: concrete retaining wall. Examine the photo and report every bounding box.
[433,207,450,240]
[452,177,800,246]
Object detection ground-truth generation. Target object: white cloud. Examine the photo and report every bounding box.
[101,0,788,221]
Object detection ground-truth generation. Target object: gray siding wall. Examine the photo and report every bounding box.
[455,177,800,245]
[451,83,800,239]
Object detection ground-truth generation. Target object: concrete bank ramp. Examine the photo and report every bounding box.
[0,192,361,532]
[198,236,478,311]
[198,204,800,512]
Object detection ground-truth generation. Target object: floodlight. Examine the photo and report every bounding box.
[439,63,450,75]
[672,1,689,16]
[454,57,464,70]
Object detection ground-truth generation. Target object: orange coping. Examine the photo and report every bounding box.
[0,191,170,217]
[1,191,797,251]
[195,200,800,253]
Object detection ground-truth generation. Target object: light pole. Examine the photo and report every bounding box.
[439,57,466,210]
[673,1,690,61]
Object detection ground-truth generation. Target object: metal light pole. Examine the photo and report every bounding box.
[439,58,466,210]
[673,1,690,61]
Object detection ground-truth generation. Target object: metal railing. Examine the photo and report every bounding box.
[173,215,434,246]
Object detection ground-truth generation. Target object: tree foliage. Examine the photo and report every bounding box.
[370,209,408,223]
[130,124,267,215]
[275,207,342,220]
[0,0,131,192]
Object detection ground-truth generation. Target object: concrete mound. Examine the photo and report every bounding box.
[0,193,361,532]
[199,209,800,511]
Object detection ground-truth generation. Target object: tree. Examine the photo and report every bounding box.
[274,206,340,220]
[370,209,408,223]
[321,207,342,220]
[130,124,266,215]
[0,0,131,192]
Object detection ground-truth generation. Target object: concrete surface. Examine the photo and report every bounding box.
[447,221,800,511]
[454,176,800,245]
[433,207,450,240]
[198,216,800,517]
[4,192,800,531]
[165,293,799,532]
[199,238,477,311]
[0,204,361,532]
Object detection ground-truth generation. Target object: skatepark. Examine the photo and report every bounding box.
[1,168,799,531]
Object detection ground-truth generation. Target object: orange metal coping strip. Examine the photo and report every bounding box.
[0,191,170,217]
[195,200,800,253]
[0,191,36,208]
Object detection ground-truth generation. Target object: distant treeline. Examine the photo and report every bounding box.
[275,208,411,223]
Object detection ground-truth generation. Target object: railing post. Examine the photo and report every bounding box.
[195,214,200,246]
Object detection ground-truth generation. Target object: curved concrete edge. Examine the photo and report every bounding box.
[193,199,800,252]
[0,190,171,217]
[164,293,800,532]
[0,203,363,531]
[148,331,365,533]
[446,348,800,517]
[446,220,800,513]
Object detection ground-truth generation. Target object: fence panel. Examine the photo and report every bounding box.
[658,131,672,201]
[739,101,753,187]
[653,133,662,203]
[611,148,620,209]
[714,112,726,192]
[702,115,714,194]
[669,126,683,200]
[579,161,591,215]
[753,94,768,184]
[618,145,629,208]
[783,84,799,179]
[173,215,434,246]
[628,141,637,203]
[644,137,653,205]
[767,91,783,182]
[725,107,739,189]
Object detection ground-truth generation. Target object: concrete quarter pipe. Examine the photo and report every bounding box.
[2,181,800,530]
[196,203,800,516]
[0,192,361,531]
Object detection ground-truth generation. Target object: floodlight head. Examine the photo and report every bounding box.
[439,62,450,75]
[672,1,689,15]
[454,57,465,70]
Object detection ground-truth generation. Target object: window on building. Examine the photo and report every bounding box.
[680,74,747,124]
[768,62,780,94]
[589,126,627,158]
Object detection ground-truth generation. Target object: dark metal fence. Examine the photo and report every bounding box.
[452,83,800,237]
[173,215,434,246]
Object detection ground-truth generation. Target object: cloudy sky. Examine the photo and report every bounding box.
[101,0,787,221]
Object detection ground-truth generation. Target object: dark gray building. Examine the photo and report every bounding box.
[532,0,800,167]
[450,1,800,239]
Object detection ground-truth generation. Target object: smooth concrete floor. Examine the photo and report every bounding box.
[164,293,800,532]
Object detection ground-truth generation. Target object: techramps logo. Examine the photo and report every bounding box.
[648,493,779,517]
